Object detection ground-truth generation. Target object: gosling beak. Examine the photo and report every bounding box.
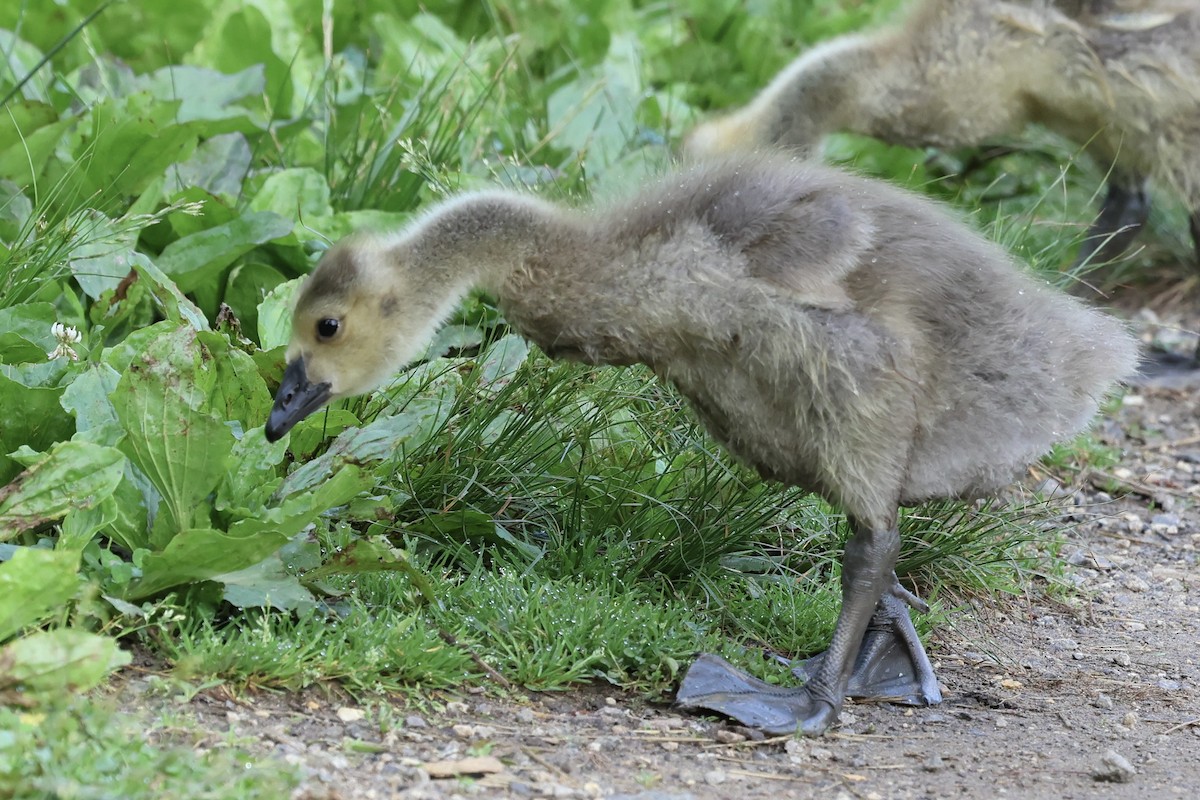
[265,357,332,442]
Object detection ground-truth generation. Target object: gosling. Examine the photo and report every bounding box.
[265,155,1138,735]
[685,0,1200,278]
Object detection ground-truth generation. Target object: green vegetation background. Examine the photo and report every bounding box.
[0,1,1143,794]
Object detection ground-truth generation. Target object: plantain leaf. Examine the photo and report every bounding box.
[0,441,125,539]
[127,466,370,600]
[111,326,234,544]
[0,548,80,642]
[276,394,451,499]
[0,629,130,694]
[156,211,293,293]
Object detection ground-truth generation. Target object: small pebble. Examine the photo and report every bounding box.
[452,724,474,739]
[1112,652,1132,667]
[1122,711,1139,728]
[1122,575,1150,593]
[715,729,747,744]
[922,754,944,772]
[1092,692,1113,710]
[1094,749,1136,783]
[405,715,428,729]
[1157,679,1182,691]
[1048,638,1079,652]
[704,770,728,785]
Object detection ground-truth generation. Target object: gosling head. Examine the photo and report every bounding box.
[265,233,459,441]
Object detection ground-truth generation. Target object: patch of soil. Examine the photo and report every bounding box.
[111,304,1199,800]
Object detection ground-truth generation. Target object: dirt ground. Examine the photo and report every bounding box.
[112,298,1199,800]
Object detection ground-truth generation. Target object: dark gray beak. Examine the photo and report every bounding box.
[265,356,332,442]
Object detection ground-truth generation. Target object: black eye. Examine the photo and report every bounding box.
[316,318,340,340]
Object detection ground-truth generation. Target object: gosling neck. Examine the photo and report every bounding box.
[401,191,567,297]
[749,33,880,153]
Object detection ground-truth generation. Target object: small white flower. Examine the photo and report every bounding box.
[47,322,83,362]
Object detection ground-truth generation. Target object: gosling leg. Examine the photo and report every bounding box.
[1130,206,1200,375]
[1192,211,1200,365]
[791,574,942,706]
[1191,209,1200,269]
[1071,179,1150,298]
[676,519,900,736]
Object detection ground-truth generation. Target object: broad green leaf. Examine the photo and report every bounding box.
[0,111,72,188]
[215,428,287,515]
[128,465,370,600]
[285,409,362,462]
[249,168,332,220]
[156,211,293,292]
[0,441,125,539]
[304,535,436,604]
[276,395,451,498]
[0,373,75,485]
[0,303,56,347]
[125,527,289,600]
[216,527,324,613]
[196,331,273,431]
[270,465,373,524]
[0,100,58,153]
[189,4,311,118]
[0,333,45,365]
[67,211,140,300]
[129,254,210,331]
[222,261,288,341]
[0,629,130,694]
[58,498,119,553]
[0,178,32,241]
[0,31,50,102]
[136,64,266,124]
[301,210,412,243]
[111,326,234,543]
[59,363,123,445]
[102,470,152,553]
[217,548,318,612]
[256,278,302,350]
[70,93,199,199]
[478,334,530,391]
[422,324,485,360]
[0,548,79,642]
[546,33,644,175]
[52,0,212,75]
[220,563,317,611]
[101,320,179,373]
[164,132,252,199]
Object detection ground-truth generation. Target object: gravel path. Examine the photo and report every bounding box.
[114,309,1200,800]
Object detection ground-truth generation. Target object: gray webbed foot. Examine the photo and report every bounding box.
[675,654,838,736]
[792,581,942,706]
[676,576,940,734]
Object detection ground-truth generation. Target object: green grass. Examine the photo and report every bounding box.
[0,696,299,799]
[0,0,1133,791]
